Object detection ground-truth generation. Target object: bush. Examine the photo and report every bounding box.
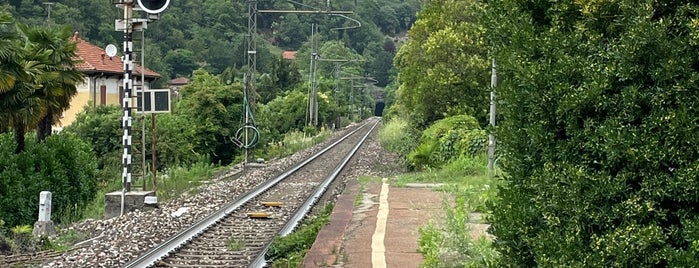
[0,132,98,227]
[378,116,420,159]
[487,1,699,266]
[408,115,486,170]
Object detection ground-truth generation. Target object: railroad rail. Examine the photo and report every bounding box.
[1,248,81,267]
[124,118,380,268]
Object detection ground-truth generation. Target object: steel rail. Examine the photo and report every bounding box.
[123,120,373,268]
[249,118,380,268]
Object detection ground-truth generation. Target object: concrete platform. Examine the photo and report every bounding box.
[104,191,156,219]
[303,179,445,267]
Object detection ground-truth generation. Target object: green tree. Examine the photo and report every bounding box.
[0,8,23,95]
[0,16,51,153]
[176,69,244,164]
[17,23,83,141]
[0,132,97,227]
[164,49,199,79]
[63,105,122,167]
[393,0,489,129]
[258,88,309,140]
[487,1,699,266]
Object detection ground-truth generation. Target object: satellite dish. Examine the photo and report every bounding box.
[105,44,117,58]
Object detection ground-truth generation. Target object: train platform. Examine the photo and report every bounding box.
[302,178,446,267]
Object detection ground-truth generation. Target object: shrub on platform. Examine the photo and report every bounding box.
[487,1,699,266]
[408,115,486,170]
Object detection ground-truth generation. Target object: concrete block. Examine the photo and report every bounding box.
[33,220,55,237]
[104,191,156,219]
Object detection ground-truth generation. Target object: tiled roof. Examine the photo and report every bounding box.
[73,32,160,78]
[168,77,190,85]
[282,51,297,60]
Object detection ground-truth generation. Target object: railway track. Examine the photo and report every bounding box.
[1,249,75,267]
[123,118,380,268]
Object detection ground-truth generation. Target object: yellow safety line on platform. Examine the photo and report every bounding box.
[371,178,389,268]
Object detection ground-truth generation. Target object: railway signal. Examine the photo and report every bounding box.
[114,0,169,216]
[136,0,170,14]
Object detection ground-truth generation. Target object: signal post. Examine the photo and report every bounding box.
[106,0,169,218]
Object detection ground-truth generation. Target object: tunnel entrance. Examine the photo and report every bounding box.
[374,101,385,117]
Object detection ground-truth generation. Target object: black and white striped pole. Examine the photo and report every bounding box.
[121,2,134,217]
[116,0,169,216]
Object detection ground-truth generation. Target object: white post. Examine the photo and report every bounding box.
[33,191,55,237]
[38,191,52,221]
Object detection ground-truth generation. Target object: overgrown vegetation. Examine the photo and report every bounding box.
[266,204,334,268]
[399,159,499,267]
[381,107,499,266]
[0,133,97,227]
[261,129,332,161]
[485,1,699,266]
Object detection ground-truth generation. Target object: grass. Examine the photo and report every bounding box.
[263,129,332,160]
[267,204,334,268]
[43,229,89,252]
[226,237,245,251]
[355,176,381,207]
[395,154,500,267]
[156,161,216,202]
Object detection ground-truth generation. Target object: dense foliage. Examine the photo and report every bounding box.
[0,132,97,227]
[486,1,699,266]
[408,115,486,170]
[176,69,245,164]
[392,0,489,129]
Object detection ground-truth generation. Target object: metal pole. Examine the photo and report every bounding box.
[350,79,354,120]
[488,58,497,176]
[245,0,257,164]
[313,24,320,127]
[152,114,157,192]
[120,0,134,216]
[308,23,318,126]
[141,29,146,191]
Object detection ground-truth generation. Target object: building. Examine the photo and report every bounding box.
[282,51,297,60]
[60,32,160,127]
[167,76,189,101]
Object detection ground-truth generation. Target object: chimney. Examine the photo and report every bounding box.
[72,32,79,41]
[101,53,105,64]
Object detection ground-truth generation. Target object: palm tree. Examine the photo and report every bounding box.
[17,24,83,141]
[0,9,23,94]
[0,8,36,149]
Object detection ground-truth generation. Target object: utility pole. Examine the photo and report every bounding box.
[245,0,257,164]
[257,1,354,128]
[43,2,54,24]
[488,58,497,176]
[308,23,319,126]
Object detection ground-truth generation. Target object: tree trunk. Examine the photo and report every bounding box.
[14,124,25,154]
[37,112,53,142]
